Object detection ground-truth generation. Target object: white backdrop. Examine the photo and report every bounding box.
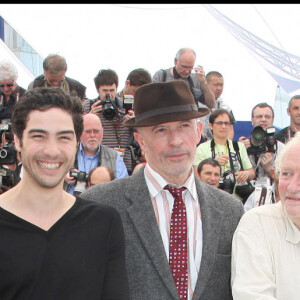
[1,4,299,122]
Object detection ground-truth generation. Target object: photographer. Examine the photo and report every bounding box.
[0,60,26,123]
[193,109,255,201]
[64,113,128,196]
[239,102,285,188]
[152,48,215,109]
[0,122,21,190]
[82,69,134,174]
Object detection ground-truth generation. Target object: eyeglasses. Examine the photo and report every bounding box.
[253,114,273,120]
[84,129,101,135]
[179,64,194,70]
[0,83,14,88]
[213,121,232,126]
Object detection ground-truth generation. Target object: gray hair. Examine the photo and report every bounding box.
[175,48,196,60]
[275,132,300,176]
[0,59,18,82]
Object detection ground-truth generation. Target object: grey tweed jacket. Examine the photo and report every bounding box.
[80,167,244,300]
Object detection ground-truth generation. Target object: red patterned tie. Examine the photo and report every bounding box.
[164,185,188,299]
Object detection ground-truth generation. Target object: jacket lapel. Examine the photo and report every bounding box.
[192,180,224,299]
[125,171,179,299]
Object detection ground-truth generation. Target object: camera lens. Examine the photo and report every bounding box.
[251,126,265,147]
[0,148,7,158]
[103,103,116,119]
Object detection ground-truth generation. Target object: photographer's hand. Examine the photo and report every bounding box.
[215,155,229,167]
[235,170,249,184]
[90,100,103,115]
[64,169,77,185]
[123,109,135,122]
[238,136,251,149]
[260,152,273,176]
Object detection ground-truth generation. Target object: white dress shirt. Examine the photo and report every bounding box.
[231,201,300,299]
[144,163,202,300]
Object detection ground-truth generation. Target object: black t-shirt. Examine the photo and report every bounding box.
[0,197,129,300]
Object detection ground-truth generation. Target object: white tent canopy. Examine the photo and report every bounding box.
[0,4,299,125]
[0,39,34,89]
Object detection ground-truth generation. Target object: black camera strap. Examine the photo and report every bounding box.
[232,141,244,171]
[258,186,268,206]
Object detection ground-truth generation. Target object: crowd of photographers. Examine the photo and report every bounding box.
[0,50,298,213]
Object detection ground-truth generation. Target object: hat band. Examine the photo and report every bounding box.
[135,104,199,122]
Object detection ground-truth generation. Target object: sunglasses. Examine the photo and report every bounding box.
[0,83,14,88]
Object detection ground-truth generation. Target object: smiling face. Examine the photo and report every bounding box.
[134,119,202,185]
[14,108,77,189]
[278,141,300,227]
[198,164,221,187]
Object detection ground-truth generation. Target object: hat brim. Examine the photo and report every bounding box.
[124,107,210,128]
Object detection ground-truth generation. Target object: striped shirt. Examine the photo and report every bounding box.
[144,163,202,300]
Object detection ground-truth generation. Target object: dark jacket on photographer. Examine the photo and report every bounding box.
[63,143,120,194]
[31,75,86,100]
[0,86,26,123]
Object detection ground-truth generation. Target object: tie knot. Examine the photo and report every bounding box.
[164,185,187,199]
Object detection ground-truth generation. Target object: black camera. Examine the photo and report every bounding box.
[99,93,125,120]
[0,123,13,144]
[70,169,88,182]
[0,167,18,189]
[0,144,17,165]
[247,126,277,155]
[218,170,236,194]
[123,95,134,113]
[235,181,255,204]
[0,123,17,165]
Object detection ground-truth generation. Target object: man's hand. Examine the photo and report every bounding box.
[215,155,229,167]
[89,100,103,115]
[235,170,249,184]
[239,136,251,149]
[123,109,135,122]
[194,65,206,84]
[64,169,77,185]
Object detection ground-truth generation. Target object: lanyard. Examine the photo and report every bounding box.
[110,117,122,147]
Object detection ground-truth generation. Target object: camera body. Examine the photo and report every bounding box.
[97,93,126,120]
[98,93,117,120]
[0,123,17,165]
[123,95,134,113]
[70,169,88,182]
[218,170,235,194]
[0,123,13,144]
[247,126,277,155]
[0,144,17,165]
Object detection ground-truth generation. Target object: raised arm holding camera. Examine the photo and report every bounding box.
[239,102,285,189]
[82,69,135,174]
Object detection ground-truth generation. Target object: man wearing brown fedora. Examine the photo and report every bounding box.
[81,80,244,300]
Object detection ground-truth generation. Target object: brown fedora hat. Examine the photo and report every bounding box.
[124,80,210,128]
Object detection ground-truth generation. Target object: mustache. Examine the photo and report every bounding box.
[163,148,191,157]
[88,138,99,143]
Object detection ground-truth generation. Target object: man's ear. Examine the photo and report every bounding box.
[134,130,146,153]
[196,121,203,144]
[14,134,21,152]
